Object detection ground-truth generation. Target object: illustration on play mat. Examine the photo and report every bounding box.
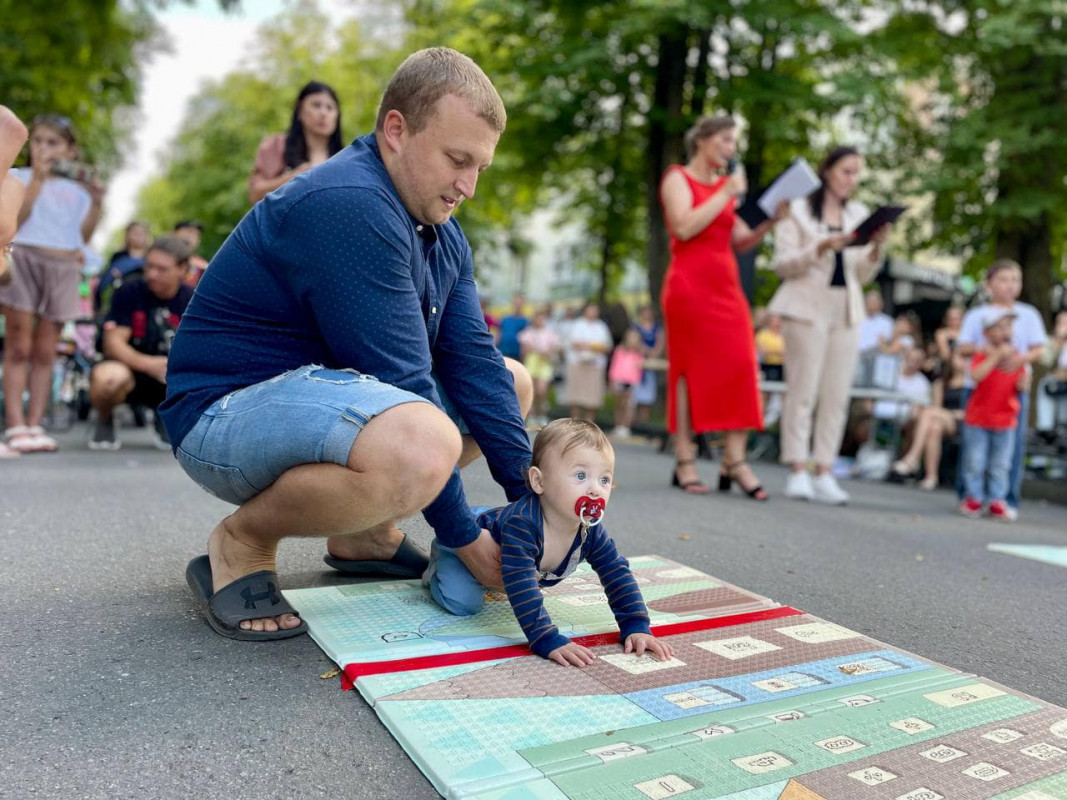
[285,556,1067,799]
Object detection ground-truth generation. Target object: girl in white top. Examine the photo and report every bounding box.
[0,114,105,453]
[564,301,613,421]
[0,106,29,459]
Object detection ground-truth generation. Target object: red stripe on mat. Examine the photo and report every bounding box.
[341,605,804,687]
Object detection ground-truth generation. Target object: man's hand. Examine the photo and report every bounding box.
[548,642,597,668]
[143,355,168,385]
[624,633,674,662]
[454,528,503,590]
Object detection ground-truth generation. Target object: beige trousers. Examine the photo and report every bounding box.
[780,289,860,467]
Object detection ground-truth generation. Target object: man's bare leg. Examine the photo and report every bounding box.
[208,402,462,632]
[329,358,532,594]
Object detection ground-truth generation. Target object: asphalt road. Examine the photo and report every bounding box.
[2,424,1064,799]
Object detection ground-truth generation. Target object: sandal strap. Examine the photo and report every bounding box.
[208,569,299,628]
[675,458,696,466]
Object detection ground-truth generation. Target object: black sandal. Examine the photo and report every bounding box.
[671,458,710,494]
[719,460,768,501]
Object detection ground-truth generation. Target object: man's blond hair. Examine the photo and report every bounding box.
[375,47,506,134]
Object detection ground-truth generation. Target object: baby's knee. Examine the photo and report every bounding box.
[429,574,485,616]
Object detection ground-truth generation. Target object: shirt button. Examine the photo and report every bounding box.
[416,225,423,232]
[431,306,437,314]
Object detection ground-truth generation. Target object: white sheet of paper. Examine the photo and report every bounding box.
[758,157,821,217]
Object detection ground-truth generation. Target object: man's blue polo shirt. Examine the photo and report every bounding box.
[160,134,532,547]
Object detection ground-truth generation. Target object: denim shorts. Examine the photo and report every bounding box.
[174,364,433,505]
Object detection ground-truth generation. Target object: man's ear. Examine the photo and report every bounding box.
[380,109,408,154]
[528,466,545,495]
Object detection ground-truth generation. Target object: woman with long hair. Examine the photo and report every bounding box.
[769,146,891,504]
[659,115,787,499]
[248,81,344,204]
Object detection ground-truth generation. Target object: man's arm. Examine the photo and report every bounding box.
[102,324,168,384]
[433,240,532,502]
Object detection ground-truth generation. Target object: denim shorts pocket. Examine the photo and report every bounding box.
[175,446,259,506]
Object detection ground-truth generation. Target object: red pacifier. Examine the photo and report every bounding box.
[575,496,606,527]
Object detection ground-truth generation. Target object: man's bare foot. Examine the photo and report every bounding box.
[207,518,302,634]
[325,523,407,562]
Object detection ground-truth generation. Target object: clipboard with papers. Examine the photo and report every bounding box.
[736,157,822,227]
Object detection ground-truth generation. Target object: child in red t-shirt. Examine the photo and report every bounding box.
[959,309,1029,520]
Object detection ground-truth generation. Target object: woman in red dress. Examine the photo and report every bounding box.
[659,115,787,498]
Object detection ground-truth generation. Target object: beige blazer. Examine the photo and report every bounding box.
[768,197,882,327]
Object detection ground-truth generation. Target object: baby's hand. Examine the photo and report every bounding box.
[624,633,674,662]
[548,642,597,668]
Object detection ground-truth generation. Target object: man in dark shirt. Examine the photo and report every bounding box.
[160,48,533,640]
[89,236,193,451]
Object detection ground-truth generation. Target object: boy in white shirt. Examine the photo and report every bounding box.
[956,259,1047,518]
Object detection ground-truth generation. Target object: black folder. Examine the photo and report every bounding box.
[849,205,906,246]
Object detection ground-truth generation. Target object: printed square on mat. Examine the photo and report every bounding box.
[961,762,1010,781]
[816,736,866,755]
[923,683,1005,707]
[776,622,858,643]
[585,742,647,763]
[1051,719,1067,739]
[982,728,1024,744]
[694,636,781,660]
[634,775,696,799]
[894,790,943,800]
[752,677,797,693]
[731,751,793,774]
[921,744,967,763]
[890,717,935,735]
[600,653,687,674]
[691,725,735,739]
[849,766,898,786]
[1020,742,1066,761]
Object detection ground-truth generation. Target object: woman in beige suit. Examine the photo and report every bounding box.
[769,147,891,504]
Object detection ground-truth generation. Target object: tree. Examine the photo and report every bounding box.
[0,0,160,168]
[404,0,899,308]
[134,2,398,256]
[878,0,1067,320]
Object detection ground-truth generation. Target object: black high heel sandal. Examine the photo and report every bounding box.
[719,459,768,501]
[671,458,710,494]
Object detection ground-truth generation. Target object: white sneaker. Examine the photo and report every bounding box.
[784,470,815,501]
[611,426,631,439]
[812,473,850,505]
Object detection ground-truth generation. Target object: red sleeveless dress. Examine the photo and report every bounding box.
[660,166,763,434]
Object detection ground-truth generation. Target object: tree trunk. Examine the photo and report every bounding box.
[646,29,689,317]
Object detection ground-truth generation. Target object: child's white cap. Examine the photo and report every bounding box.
[982,307,1016,330]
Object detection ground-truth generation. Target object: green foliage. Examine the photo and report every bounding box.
[133,2,398,256]
[877,0,1066,312]
[0,0,160,169]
